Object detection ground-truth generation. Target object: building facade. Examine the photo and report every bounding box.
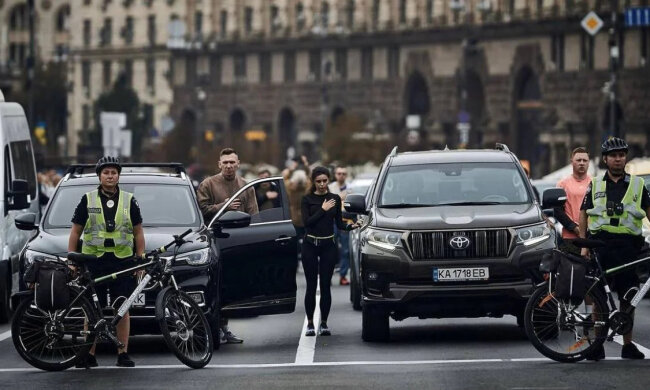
[0,0,70,94]
[170,0,650,176]
[67,0,189,158]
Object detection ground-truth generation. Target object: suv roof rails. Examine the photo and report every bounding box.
[64,163,187,178]
[495,143,511,152]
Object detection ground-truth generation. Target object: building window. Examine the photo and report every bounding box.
[9,4,28,30]
[82,61,91,97]
[244,7,253,35]
[372,0,380,29]
[335,48,347,80]
[309,49,322,81]
[580,33,594,70]
[345,0,355,29]
[551,34,565,71]
[123,16,134,44]
[9,43,26,67]
[296,3,306,32]
[101,18,112,46]
[399,0,407,25]
[123,60,133,86]
[210,56,222,86]
[56,6,71,32]
[83,19,92,46]
[320,1,330,29]
[195,11,203,38]
[270,5,280,34]
[220,10,228,38]
[259,53,271,83]
[102,60,111,87]
[361,47,373,80]
[426,0,434,24]
[82,104,91,131]
[284,51,296,82]
[146,58,155,93]
[388,46,399,77]
[235,54,247,81]
[148,15,156,46]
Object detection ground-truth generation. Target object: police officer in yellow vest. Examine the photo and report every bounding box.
[68,156,145,368]
[579,137,650,361]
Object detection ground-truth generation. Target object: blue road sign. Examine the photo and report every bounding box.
[625,7,650,27]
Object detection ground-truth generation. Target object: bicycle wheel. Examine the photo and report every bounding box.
[156,288,213,368]
[524,283,609,363]
[12,294,97,371]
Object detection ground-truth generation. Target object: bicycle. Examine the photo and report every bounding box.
[524,237,650,362]
[12,228,213,371]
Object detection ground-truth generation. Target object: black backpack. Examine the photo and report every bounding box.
[25,260,71,311]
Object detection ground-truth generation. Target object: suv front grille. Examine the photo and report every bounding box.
[408,230,510,260]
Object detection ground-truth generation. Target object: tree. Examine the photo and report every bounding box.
[93,74,144,158]
[323,113,393,165]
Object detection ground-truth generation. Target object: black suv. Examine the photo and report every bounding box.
[14,164,297,341]
[345,145,563,342]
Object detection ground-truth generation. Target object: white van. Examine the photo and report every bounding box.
[0,89,39,322]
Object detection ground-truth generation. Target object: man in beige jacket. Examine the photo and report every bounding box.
[197,148,258,344]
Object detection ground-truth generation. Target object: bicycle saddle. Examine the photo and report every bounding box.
[572,238,607,249]
[67,252,98,264]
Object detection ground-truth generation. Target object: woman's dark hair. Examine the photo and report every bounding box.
[310,166,331,193]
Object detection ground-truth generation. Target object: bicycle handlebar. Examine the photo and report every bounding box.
[145,228,193,258]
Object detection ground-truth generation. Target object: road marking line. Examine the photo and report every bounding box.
[294,287,320,364]
[0,331,10,342]
[612,335,650,356]
[0,356,634,373]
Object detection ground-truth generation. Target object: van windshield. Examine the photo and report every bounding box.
[378,162,531,207]
[44,184,201,229]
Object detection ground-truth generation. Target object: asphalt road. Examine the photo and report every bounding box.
[1,272,649,389]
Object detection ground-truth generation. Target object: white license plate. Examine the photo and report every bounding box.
[133,293,146,307]
[433,267,489,282]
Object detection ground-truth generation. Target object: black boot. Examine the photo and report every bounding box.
[621,343,645,359]
[116,352,135,367]
[585,344,605,361]
[75,353,98,369]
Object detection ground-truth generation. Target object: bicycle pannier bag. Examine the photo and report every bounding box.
[555,252,587,305]
[34,261,70,311]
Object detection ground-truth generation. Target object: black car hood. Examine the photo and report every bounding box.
[373,204,541,230]
[28,227,208,257]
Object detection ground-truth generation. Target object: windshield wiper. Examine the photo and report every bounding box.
[434,201,503,206]
[379,203,434,208]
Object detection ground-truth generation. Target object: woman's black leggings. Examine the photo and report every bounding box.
[301,240,338,323]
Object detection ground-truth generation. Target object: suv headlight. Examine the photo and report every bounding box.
[515,223,551,246]
[176,248,211,266]
[366,228,403,251]
[24,250,62,266]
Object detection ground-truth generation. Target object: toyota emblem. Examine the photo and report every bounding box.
[449,236,470,250]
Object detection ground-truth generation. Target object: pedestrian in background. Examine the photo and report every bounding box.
[328,166,352,285]
[301,166,360,336]
[197,148,258,345]
[255,169,281,211]
[555,147,591,255]
[284,156,311,263]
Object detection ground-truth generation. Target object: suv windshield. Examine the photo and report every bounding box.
[378,162,531,207]
[45,184,201,229]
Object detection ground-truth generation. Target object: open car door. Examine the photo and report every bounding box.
[209,177,297,317]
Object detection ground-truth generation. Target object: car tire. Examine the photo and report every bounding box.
[362,305,389,342]
[351,276,362,311]
[0,262,11,324]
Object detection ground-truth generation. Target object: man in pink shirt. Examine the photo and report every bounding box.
[555,147,591,254]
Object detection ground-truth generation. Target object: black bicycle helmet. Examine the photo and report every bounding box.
[601,137,629,155]
[95,156,122,175]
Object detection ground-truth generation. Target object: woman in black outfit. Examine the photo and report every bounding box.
[301,166,360,336]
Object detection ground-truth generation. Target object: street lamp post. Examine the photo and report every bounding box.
[608,0,620,138]
[27,0,36,131]
[195,88,206,164]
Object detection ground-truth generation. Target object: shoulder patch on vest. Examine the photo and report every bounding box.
[594,192,606,199]
[87,207,102,213]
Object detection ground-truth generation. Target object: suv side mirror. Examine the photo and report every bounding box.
[344,194,367,215]
[15,212,38,230]
[542,188,567,209]
[8,179,30,210]
[214,211,251,229]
